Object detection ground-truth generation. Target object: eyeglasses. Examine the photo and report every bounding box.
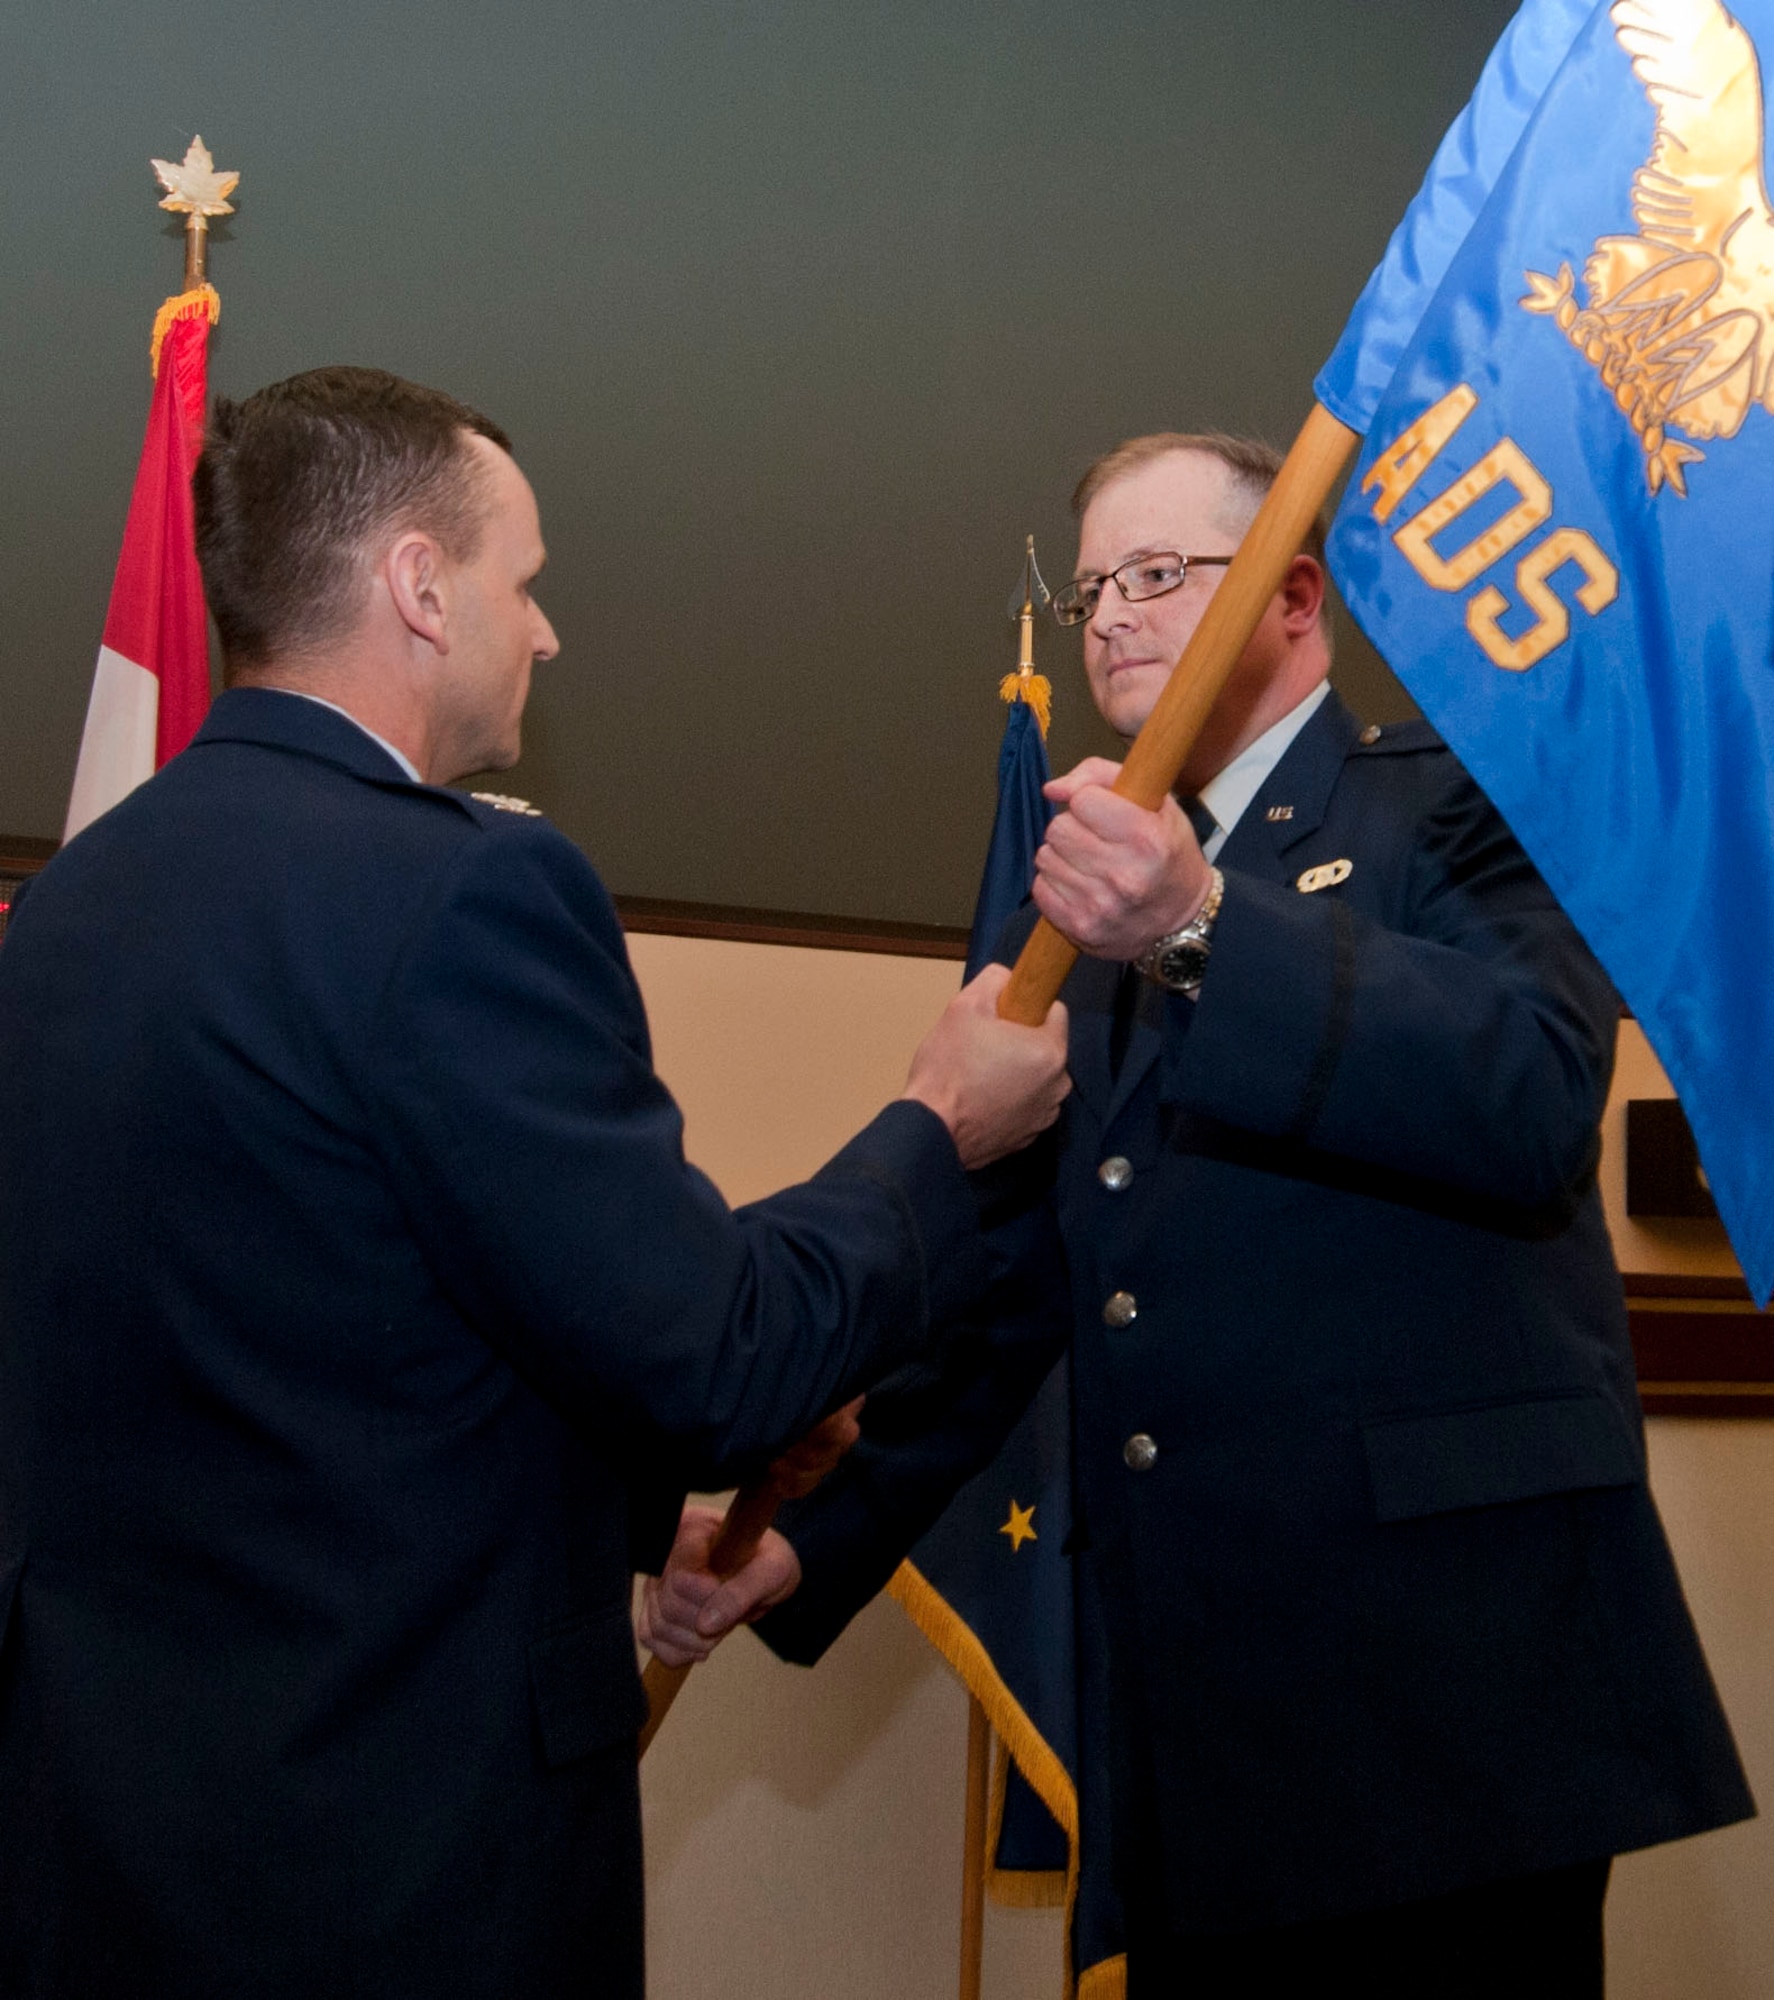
[1051,552,1233,626]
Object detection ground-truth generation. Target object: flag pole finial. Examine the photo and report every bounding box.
[151,137,239,290]
[1001,536,1053,736]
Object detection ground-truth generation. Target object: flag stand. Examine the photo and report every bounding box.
[959,1695,991,2000]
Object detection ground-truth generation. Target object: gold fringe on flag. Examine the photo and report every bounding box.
[984,1741,1066,1907]
[149,283,221,380]
[889,1558,1126,2000]
[1077,1956,1129,1999]
[999,666,1053,739]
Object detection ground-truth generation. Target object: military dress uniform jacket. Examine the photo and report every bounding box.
[0,688,989,2000]
[763,692,1752,1934]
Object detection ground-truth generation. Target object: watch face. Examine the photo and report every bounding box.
[1157,939,1211,989]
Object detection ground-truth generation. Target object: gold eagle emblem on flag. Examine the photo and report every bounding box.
[1523,0,1774,495]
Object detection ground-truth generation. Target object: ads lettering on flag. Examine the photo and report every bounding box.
[1320,0,1774,1303]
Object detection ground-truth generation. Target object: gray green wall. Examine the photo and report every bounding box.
[2,0,1516,924]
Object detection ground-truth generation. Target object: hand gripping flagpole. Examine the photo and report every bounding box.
[996,402,1358,1026]
[637,1474,794,1757]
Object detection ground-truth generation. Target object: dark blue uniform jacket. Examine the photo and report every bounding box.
[0,688,985,1998]
[764,692,1752,1932]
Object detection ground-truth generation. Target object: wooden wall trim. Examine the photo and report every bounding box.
[614,894,970,960]
[0,841,974,960]
[0,836,57,873]
[1625,1273,1772,1414]
[1623,1272,1750,1301]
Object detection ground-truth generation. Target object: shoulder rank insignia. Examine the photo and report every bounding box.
[470,791,544,818]
[1297,859,1353,894]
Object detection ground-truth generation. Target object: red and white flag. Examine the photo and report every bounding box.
[63,286,218,841]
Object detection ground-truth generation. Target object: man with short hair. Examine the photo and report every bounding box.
[643,432,1753,1996]
[0,366,1070,1999]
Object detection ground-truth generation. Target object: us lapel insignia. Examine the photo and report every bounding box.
[1265,805,1294,821]
[1296,858,1353,894]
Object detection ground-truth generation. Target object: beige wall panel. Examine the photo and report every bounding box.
[630,932,1772,1999]
[626,932,961,1203]
[1610,1420,1774,2000]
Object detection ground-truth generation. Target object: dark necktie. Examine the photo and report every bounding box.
[1182,794,1218,848]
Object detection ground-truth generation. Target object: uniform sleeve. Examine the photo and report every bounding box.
[364,824,990,1482]
[1171,764,1619,1212]
[759,1147,1071,1665]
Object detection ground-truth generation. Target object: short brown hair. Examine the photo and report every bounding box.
[1071,430,1328,576]
[194,366,512,673]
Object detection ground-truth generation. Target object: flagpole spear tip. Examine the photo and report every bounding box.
[151,136,239,291]
[1011,535,1049,669]
[1001,537,1053,734]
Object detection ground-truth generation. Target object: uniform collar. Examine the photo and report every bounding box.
[1196,679,1330,858]
[270,688,423,782]
[193,685,422,787]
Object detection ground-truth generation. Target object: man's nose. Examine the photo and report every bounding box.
[532,607,561,661]
[1087,574,1139,638]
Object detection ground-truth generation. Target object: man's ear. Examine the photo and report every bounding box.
[1278,552,1326,637]
[384,531,452,654]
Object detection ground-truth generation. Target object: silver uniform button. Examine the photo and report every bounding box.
[1123,1433,1159,1472]
[1098,1155,1134,1191]
[1102,1290,1138,1328]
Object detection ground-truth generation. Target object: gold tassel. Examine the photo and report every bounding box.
[999,667,1053,739]
[149,283,221,380]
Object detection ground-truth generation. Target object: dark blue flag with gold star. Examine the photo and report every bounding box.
[888,596,1126,1998]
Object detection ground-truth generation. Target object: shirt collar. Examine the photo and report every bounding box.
[1195,679,1331,860]
[267,688,424,784]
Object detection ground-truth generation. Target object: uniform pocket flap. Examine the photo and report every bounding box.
[528,1606,648,1767]
[1363,1391,1640,1523]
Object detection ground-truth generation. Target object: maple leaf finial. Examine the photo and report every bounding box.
[151,136,238,221]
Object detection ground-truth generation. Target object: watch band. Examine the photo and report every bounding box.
[1134,867,1224,994]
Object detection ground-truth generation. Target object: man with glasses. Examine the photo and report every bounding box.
[644,431,1751,1997]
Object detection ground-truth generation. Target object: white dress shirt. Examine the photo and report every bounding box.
[1193,679,1331,861]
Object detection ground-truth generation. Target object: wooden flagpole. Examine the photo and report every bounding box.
[959,1696,991,2000]
[997,403,1357,1025]
[637,402,1358,1759]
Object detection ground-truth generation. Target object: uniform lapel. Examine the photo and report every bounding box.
[1098,692,1363,1127]
[1218,691,1362,878]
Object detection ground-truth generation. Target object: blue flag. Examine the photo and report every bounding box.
[1320,0,1774,1304]
[890,685,1127,1998]
[963,697,1054,983]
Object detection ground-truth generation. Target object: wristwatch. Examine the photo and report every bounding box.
[1134,868,1224,995]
